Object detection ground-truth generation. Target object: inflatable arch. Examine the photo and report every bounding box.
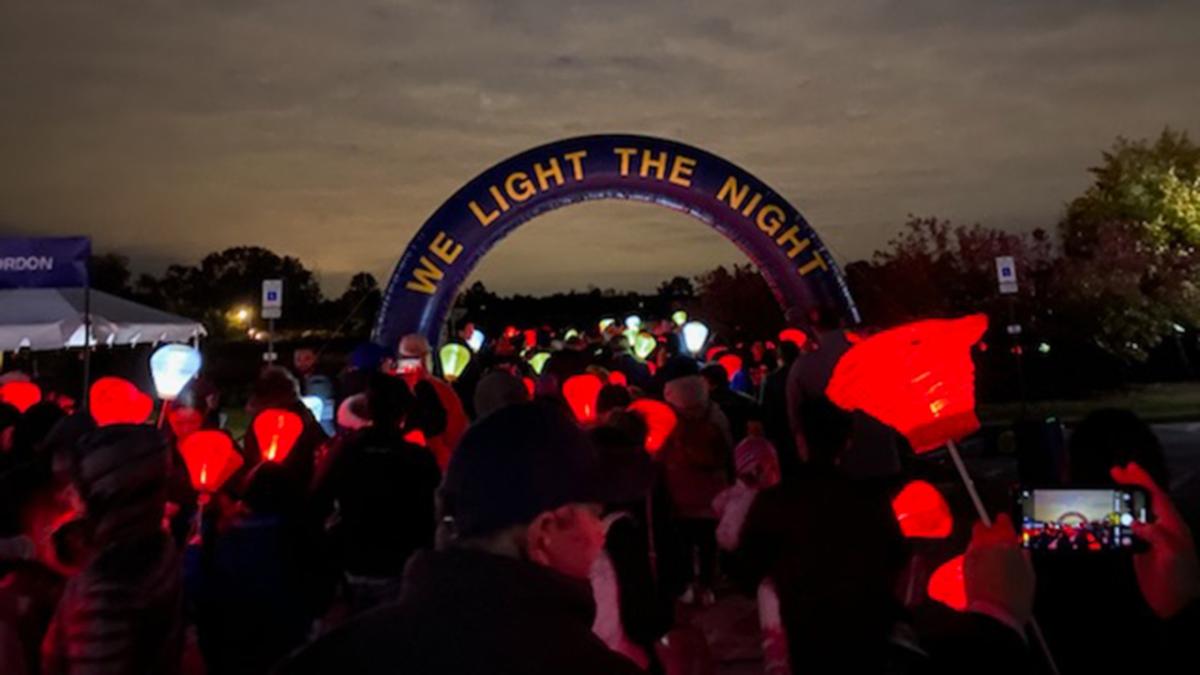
[374,134,859,348]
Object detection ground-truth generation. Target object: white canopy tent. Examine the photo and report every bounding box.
[0,288,206,352]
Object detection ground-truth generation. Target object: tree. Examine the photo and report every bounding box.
[1056,129,1200,361]
[89,253,133,296]
[693,264,783,342]
[655,276,695,301]
[333,272,382,338]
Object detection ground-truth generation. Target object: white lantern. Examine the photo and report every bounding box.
[466,328,485,353]
[149,344,202,400]
[624,315,642,331]
[681,321,710,356]
[301,395,325,421]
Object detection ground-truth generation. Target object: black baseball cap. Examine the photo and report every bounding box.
[440,401,624,539]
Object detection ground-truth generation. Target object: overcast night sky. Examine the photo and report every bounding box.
[2,1,1198,296]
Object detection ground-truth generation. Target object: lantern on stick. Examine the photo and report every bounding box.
[717,354,743,382]
[778,328,808,350]
[253,409,304,463]
[562,374,604,424]
[598,318,616,333]
[927,555,966,611]
[180,430,244,494]
[523,376,536,398]
[607,371,628,387]
[439,343,471,381]
[671,310,688,326]
[628,399,677,454]
[528,352,550,375]
[403,428,427,447]
[681,321,709,356]
[892,480,953,539]
[466,328,485,353]
[523,329,538,350]
[0,381,41,413]
[624,315,642,331]
[301,396,324,422]
[89,377,154,427]
[633,332,657,361]
[149,344,202,401]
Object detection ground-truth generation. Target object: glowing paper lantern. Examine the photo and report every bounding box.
[503,325,519,339]
[180,430,244,493]
[778,328,808,349]
[301,395,324,422]
[825,314,988,453]
[466,328,485,353]
[718,354,743,382]
[523,329,538,350]
[608,371,628,387]
[89,377,154,427]
[439,343,472,380]
[705,346,726,363]
[628,399,677,454]
[562,374,604,423]
[633,332,657,360]
[523,376,536,397]
[672,310,688,326]
[599,318,616,333]
[403,428,427,447]
[927,555,966,611]
[681,321,709,356]
[622,327,639,345]
[892,480,953,539]
[528,352,550,375]
[624,315,642,331]
[253,409,304,463]
[0,381,41,413]
[149,344,202,400]
[646,361,657,376]
[564,328,580,341]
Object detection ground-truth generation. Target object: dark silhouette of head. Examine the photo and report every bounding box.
[1069,408,1169,488]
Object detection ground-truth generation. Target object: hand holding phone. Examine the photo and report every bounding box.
[1110,463,1200,619]
[1016,486,1149,553]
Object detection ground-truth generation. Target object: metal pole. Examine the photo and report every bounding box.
[268,318,276,363]
[82,279,92,409]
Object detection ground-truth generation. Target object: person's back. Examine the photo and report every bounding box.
[324,426,440,577]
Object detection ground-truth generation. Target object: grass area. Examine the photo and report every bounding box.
[979,381,1200,426]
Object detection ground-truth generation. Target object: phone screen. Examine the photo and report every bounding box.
[1018,488,1148,552]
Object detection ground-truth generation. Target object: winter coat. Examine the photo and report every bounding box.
[658,415,731,520]
[276,548,645,675]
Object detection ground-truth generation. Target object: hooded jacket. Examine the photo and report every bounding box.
[276,548,644,675]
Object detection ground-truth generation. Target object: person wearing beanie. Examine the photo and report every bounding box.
[278,402,643,675]
[41,424,184,675]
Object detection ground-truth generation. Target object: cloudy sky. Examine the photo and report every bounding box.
[2,0,1197,295]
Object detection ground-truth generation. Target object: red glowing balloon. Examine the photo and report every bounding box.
[0,381,42,413]
[180,430,244,493]
[503,325,520,340]
[89,377,154,427]
[778,328,808,349]
[403,428,427,447]
[628,399,677,454]
[253,409,304,463]
[523,328,538,350]
[645,361,657,376]
[718,354,743,382]
[705,346,725,363]
[608,370,628,387]
[562,373,604,423]
[892,480,953,539]
[825,315,988,453]
[928,554,967,611]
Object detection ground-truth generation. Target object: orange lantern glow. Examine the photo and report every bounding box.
[252,409,304,463]
[892,480,953,539]
[825,315,988,453]
[778,328,808,349]
[718,354,743,382]
[89,377,154,427]
[403,428,427,447]
[180,430,244,493]
[628,399,677,454]
[0,381,42,413]
[562,373,604,423]
[927,554,966,611]
[608,370,628,387]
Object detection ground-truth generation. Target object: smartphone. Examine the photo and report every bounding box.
[1016,486,1150,553]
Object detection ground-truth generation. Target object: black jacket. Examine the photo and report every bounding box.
[276,548,644,675]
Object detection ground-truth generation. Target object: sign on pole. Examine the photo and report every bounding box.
[995,256,1018,295]
[262,279,283,319]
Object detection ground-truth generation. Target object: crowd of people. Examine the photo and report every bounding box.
[1,317,1198,674]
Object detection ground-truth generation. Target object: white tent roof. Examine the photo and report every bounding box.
[0,288,206,351]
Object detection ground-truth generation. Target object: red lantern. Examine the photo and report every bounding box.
[608,371,628,387]
[645,361,657,376]
[89,377,153,427]
[253,409,304,463]
[0,381,42,413]
[778,328,808,349]
[628,399,677,454]
[523,376,536,398]
[562,374,604,423]
[403,428,427,447]
[927,554,966,611]
[523,329,538,350]
[718,354,743,382]
[825,315,988,453]
[705,346,725,363]
[892,480,953,539]
[504,325,520,340]
[180,430,244,493]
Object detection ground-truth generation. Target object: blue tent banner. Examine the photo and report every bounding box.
[0,236,91,290]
